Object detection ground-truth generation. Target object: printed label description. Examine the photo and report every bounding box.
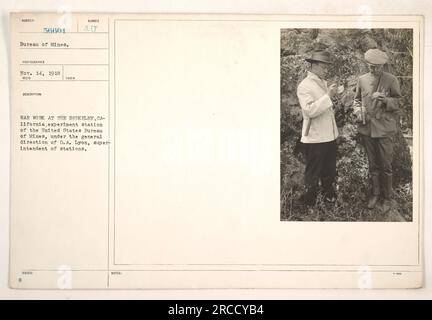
[19,114,109,152]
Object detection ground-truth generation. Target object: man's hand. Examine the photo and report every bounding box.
[372,92,386,101]
[328,84,338,99]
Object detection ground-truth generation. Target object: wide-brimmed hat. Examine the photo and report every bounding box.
[305,50,333,64]
[364,48,389,65]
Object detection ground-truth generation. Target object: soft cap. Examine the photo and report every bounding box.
[364,49,389,65]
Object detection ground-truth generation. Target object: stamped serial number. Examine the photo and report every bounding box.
[43,27,66,33]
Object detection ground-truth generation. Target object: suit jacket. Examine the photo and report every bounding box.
[354,71,402,138]
[297,72,339,143]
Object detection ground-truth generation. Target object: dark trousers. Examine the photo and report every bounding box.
[361,135,394,199]
[361,135,394,178]
[303,140,337,203]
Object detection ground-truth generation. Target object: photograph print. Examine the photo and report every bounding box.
[280,28,414,222]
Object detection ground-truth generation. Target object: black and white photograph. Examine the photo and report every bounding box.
[5,10,425,291]
[280,28,414,222]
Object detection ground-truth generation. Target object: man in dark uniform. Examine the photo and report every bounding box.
[353,49,402,212]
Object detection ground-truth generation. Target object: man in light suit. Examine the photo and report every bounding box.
[353,48,402,212]
[296,50,339,206]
